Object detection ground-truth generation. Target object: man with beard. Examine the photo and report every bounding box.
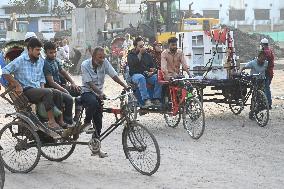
[161,37,190,80]
[127,37,162,107]
[80,47,128,158]
[2,38,65,138]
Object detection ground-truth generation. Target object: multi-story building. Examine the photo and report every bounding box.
[190,0,284,32]
[118,0,142,13]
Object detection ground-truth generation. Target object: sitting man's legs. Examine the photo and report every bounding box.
[52,89,74,125]
[63,85,82,121]
[147,74,162,105]
[81,92,107,158]
[81,92,102,136]
[131,74,152,107]
[24,88,61,130]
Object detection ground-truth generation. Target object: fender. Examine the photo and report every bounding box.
[5,112,39,131]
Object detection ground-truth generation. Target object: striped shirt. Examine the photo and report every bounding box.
[2,53,46,89]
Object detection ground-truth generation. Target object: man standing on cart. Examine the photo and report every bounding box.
[80,46,128,158]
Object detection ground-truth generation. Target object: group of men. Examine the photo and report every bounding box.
[0,31,274,157]
[127,36,190,107]
[1,32,128,157]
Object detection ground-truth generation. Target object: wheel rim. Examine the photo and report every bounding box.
[41,142,75,162]
[164,113,181,128]
[229,99,244,115]
[183,98,205,139]
[124,123,160,175]
[0,122,41,173]
[253,91,269,127]
[126,93,138,121]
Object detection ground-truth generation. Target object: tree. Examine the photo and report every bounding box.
[9,0,118,15]
[9,0,49,14]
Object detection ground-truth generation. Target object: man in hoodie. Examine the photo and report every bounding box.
[127,37,162,107]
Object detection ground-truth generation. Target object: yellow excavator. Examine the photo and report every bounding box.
[140,0,220,43]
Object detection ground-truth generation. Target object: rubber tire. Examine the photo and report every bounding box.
[41,143,76,162]
[183,97,205,140]
[164,112,181,128]
[122,122,160,176]
[0,121,41,173]
[253,90,269,127]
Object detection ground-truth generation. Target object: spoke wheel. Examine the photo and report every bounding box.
[183,98,205,139]
[40,132,76,162]
[252,90,269,127]
[0,121,41,173]
[164,112,181,128]
[122,122,160,176]
[124,93,138,121]
[229,99,244,115]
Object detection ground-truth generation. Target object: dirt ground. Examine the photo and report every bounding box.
[1,60,284,189]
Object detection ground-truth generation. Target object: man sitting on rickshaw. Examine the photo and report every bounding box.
[80,46,128,158]
[127,37,162,107]
[2,38,65,137]
[160,37,191,80]
[43,41,81,124]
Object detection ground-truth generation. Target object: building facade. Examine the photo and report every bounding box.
[191,0,284,32]
[118,0,142,13]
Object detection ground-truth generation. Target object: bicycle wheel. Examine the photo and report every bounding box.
[252,90,269,127]
[183,97,205,139]
[164,112,181,128]
[229,99,244,115]
[125,93,138,121]
[0,121,41,173]
[0,160,5,189]
[122,122,160,176]
[41,141,76,162]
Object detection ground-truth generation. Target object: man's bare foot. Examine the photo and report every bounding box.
[48,121,63,131]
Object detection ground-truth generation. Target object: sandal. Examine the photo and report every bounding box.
[59,122,69,129]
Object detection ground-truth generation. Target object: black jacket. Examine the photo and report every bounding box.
[127,50,154,76]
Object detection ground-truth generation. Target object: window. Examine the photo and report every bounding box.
[254,9,270,20]
[280,9,284,20]
[61,20,65,30]
[126,0,135,4]
[229,9,245,21]
[203,10,219,19]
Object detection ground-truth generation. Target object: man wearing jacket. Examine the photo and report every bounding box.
[127,37,161,107]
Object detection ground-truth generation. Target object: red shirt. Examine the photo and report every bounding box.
[263,47,274,79]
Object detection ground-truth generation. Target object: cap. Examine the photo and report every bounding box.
[24,32,37,42]
[260,38,268,44]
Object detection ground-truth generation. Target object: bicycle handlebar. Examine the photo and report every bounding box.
[104,90,133,101]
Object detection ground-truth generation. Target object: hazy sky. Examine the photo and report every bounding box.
[180,0,189,10]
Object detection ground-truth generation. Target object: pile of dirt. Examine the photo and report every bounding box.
[227,26,284,62]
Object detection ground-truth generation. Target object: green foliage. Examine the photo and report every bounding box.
[9,0,49,14]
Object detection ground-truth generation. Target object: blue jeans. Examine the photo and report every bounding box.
[265,77,272,106]
[131,74,162,100]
